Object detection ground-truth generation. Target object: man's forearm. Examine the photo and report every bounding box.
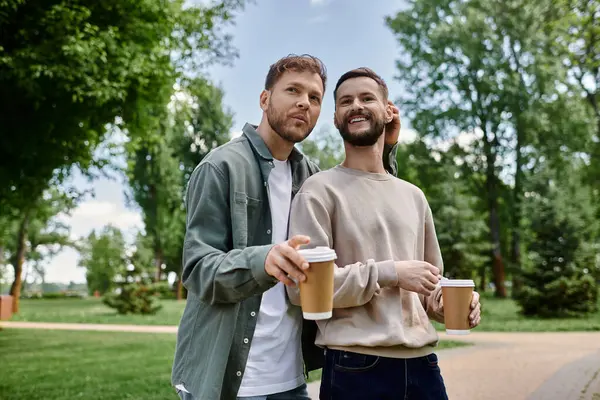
[183,243,277,304]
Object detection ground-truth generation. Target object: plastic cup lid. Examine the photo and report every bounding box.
[298,246,337,263]
[440,278,475,287]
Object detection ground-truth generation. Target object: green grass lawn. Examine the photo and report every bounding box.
[0,328,179,400]
[11,298,185,325]
[0,328,469,398]
[10,292,600,331]
[431,292,600,332]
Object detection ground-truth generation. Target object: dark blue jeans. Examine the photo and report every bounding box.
[319,349,449,400]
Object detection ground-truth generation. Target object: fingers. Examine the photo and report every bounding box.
[270,268,295,286]
[469,294,481,327]
[422,277,437,292]
[287,235,310,249]
[425,263,440,277]
[278,244,309,273]
[471,291,480,309]
[470,303,481,320]
[470,313,481,328]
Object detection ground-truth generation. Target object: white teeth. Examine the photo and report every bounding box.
[350,117,366,123]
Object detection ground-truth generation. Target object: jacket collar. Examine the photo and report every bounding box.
[242,123,304,163]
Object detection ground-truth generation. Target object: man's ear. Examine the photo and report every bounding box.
[259,90,269,112]
[333,111,340,130]
[385,101,394,124]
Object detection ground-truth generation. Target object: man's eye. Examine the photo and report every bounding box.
[287,87,298,93]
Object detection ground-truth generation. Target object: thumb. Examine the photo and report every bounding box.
[288,235,310,249]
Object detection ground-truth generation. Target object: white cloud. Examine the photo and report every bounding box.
[59,200,143,240]
[309,0,329,6]
[42,200,144,284]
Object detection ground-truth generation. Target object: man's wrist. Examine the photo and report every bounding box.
[376,260,398,287]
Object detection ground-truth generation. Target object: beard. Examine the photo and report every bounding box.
[266,99,315,144]
[338,110,386,147]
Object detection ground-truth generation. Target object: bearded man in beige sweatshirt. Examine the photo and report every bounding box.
[287,67,482,400]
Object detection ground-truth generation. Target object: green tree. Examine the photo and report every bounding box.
[299,125,344,170]
[397,140,490,283]
[0,0,244,213]
[1,186,80,312]
[125,77,233,294]
[386,0,586,297]
[555,0,600,189]
[516,163,599,317]
[79,225,127,295]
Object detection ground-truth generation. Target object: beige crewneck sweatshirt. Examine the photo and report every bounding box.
[287,165,445,359]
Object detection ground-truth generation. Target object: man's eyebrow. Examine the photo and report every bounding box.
[287,81,323,97]
[338,90,377,100]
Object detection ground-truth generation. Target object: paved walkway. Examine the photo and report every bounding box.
[2,322,599,399]
[0,321,178,333]
[307,331,600,400]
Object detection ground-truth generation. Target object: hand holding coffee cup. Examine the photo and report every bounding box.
[296,246,337,320]
[394,260,442,296]
[440,278,480,334]
[438,289,481,329]
[265,235,310,286]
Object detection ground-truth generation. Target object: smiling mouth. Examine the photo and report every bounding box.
[348,115,369,124]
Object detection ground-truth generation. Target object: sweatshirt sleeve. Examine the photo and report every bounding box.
[421,204,445,323]
[286,191,398,309]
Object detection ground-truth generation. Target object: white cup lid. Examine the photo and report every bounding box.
[298,246,337,263]
[440,278,475,287]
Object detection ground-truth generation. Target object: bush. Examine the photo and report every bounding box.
[22,291,85,300]
[515,185,599,317]
[152,281,177,300]
[102,282,163,315]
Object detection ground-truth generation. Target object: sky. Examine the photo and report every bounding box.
[23,0,417,285]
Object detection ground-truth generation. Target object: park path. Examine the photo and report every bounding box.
[307,331,600,400]
[0,320,178,333]
[2,322,599,399]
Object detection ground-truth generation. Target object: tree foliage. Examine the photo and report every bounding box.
[0,0,245,211]
[78,225,127,295]
[386,0,596,298]
[515,164,599,317]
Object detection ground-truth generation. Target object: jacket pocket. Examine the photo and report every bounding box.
[232,191,261,248]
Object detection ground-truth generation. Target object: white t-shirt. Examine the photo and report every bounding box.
[237,158,304,397]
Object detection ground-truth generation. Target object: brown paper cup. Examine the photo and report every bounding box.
[440,279,475,335]
[297,247,337,320]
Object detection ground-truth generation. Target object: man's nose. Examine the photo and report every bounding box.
[352,98,364,110]
[296,94,310,109]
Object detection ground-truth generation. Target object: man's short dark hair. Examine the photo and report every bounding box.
[333,67,388,102]
[264,54,327,92]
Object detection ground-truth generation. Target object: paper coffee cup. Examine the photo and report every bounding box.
[297,247,337,320]
[440,279,475,335]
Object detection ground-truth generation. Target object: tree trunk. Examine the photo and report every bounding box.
[511,120,524,297]
[176,272,183,300]
[479,267,486,292]
[9,211,30,313]
[154,248,163,282]
[483,131,507,298]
